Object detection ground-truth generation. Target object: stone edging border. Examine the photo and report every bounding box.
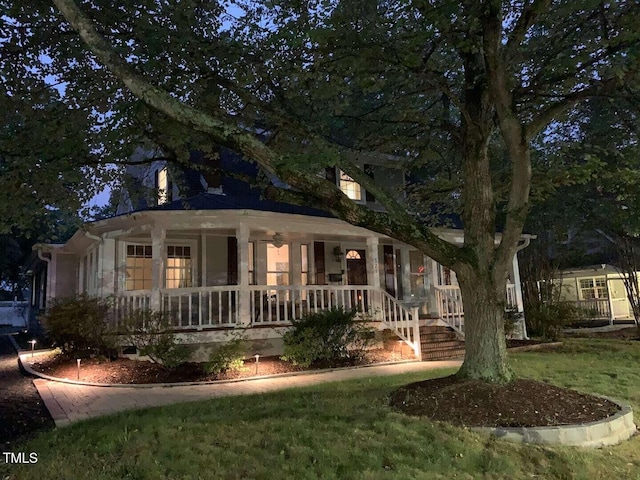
[18,351,431,389]
[476,396,636,448]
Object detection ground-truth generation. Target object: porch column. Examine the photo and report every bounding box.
[511,254,524,314]
[237,224,251,326]
[151,227,166,311]
[366,237,381,288]
[511,253,529,339]
[101,237,117,297]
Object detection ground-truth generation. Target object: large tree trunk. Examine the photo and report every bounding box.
[456,270,512,383]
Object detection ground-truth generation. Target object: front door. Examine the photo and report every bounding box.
[346,249,367,285]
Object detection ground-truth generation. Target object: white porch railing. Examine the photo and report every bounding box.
[161,286,240,328]
[113,290,151,323]
[380,291,421,357]
[112,284,422,356]
[434,286,465,335]
[506,284,517,308]
[249,285,380,324]
[574,298,611,320]
[434,283,519,335]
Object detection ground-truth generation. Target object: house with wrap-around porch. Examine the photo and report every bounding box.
[31,148,530,360]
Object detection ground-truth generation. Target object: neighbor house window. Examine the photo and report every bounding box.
[579,278,608,300]
[339,170,362,201]
[126,245,153,291]
[166,246,192,288]
[267,244,290,285]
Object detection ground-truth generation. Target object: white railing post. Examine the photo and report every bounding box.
[150,227,166,312]
[412,307,421,358]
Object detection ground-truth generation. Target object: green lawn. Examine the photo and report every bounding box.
[4,338,640,480]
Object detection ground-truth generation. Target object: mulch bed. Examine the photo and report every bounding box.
[0,336,54,448]
[565,326,640,340]
[389,375,620,428]
[12,336,615,438]
[27,349,399,385]
[505,339,549,348]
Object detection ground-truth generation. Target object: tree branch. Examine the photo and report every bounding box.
[52,0,465,268]
[505,0,551,60]
[483,1,531,282]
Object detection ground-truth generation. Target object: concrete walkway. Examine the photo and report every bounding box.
[33,360,461,427]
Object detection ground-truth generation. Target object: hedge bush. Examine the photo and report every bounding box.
[41,294,115,357]
[205,337,247,375]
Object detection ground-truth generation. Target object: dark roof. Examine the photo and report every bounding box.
[149,149,332,217]
[151,192,333,218]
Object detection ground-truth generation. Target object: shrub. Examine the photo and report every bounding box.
[525,301,580,341]
[205,337,247,375]
[281,308,375,368]
[120,310,190,370]
[41,294,115,357]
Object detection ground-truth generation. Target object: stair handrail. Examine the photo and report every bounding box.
[378,289,421,358]
[433,285,465,336]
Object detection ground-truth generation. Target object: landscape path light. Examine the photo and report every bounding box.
[254,354,260,376]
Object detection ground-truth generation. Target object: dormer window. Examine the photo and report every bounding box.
[339,170,362,201]
[155,167,172,205]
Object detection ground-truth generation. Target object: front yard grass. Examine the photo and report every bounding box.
[4,338,640,479]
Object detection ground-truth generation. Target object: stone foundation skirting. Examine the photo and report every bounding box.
[477,397,636,448]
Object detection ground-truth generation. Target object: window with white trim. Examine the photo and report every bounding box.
[166,246,193,288]
[155,167,172,205]
[125,245,153,291]
[579,278,608,300]
[339,170,362,201]
[267,244,290,285]
[409,251,428,297]
[345,249,362,260]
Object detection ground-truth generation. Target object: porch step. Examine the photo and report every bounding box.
[419,325,452,334]
[419,325,466,361]
[422,347,466,361]
[420,332,459,342]
[420,340,462,350]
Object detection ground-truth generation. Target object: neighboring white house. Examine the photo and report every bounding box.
[31,149,531,358]
[555,264,635,323]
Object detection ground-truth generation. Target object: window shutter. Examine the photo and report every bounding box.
[325,167,336,183]
[227,237,238,285]
[314,241,326,285]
